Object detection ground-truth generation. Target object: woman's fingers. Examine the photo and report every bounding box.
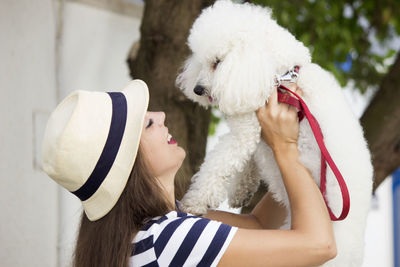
[257,85,304,121]
[282,85,298,112]
[297,88,303,96]
[268,85,278,106]
[256,100,267,120]
[257,84,301,149]
[258,86,277,120]
[286,84,303,97]
[288,105,298,118]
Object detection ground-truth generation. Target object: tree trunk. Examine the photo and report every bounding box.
[128,0,215,199]
[361,53,400,192]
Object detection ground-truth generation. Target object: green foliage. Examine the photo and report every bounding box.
[209,107,222,136]
[251,0,400,93]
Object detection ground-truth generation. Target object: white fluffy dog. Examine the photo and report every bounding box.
[176,1,373,266]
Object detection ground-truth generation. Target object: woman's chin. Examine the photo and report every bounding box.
[176,148,186,167]
[179,146,186,157]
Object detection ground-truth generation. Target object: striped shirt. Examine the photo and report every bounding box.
[130,210,238,267]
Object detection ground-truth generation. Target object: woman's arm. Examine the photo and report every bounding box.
[217,85,336,266]
[218,147,336,267]
[204,192,287,229]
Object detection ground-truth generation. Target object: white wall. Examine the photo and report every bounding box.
[0,1,142,266]
[0,0,58,266]
[59,2,141,98]
[363,177,394,267]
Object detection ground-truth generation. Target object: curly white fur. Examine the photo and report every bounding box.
[176,1,373,266]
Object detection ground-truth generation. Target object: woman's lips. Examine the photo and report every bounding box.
[168,138,177,145]
[167,133,177,144]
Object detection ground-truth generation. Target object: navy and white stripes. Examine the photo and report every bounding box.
[130,211,237,267]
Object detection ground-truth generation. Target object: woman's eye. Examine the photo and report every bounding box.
[146,119,153,128]
[212,59,221,70]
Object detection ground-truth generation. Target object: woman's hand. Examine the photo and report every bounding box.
[219,85,336,267]
[256,84,303,152]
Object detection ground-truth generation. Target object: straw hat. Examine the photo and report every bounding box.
[42,80,149,221]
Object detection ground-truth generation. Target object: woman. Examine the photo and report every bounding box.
[42,80,336,267]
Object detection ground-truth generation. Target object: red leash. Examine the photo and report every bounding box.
[277,84,350,221]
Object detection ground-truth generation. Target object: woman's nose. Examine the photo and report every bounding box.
[158,112,166,125]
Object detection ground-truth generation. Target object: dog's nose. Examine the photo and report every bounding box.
[194,85,205,96]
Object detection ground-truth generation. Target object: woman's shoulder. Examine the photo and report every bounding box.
[133,210,197,241]
[130,210,237,267]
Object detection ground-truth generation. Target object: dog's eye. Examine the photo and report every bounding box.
[212,59,221,70]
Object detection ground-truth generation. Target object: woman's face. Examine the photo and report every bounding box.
[140,111,186,178]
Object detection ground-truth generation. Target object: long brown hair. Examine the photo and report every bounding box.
[73,147,172,267]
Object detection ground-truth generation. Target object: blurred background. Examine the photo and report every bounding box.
[0,0,399,266]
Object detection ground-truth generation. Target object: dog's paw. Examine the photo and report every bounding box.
[180,187,210,215]
[228,192,254,208]
[180,200,208,215]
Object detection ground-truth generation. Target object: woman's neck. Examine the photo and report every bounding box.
[156,172,176,210]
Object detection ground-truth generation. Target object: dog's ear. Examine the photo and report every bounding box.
[212,45,276,116]
[176,55,211,108]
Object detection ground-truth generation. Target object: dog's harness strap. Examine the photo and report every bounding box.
[277,85,350,221]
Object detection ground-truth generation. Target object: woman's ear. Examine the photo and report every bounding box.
[213,45,276,115]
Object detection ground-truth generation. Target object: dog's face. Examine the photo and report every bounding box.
[176,45,275,116]
[176,0,311,116]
